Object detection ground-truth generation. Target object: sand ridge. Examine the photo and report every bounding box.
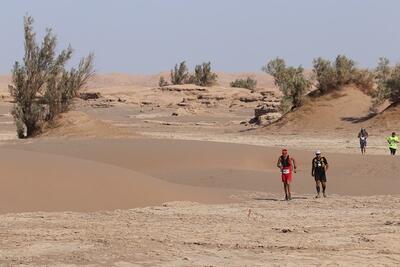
[1,138,399,215]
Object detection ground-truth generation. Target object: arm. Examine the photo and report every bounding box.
[277,158,281,169]
[291,158,297,173]
[311,159,315,176]
[324,158,329,171]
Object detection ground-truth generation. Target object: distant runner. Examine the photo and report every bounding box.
[277,149,297,201]
[357,128,368,154]
[311,150,329,198]
[387,132,399,156]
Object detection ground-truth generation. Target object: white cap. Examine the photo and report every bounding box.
[315,150,321,155]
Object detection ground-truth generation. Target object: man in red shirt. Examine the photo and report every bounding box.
[276,149,297,200]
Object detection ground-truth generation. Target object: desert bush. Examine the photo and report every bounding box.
[385,64,400,103]
[230,77,257,90]
[158,76,168,87]
[371,58,392,109]
[170,61,189,85]
[312,57,338,93]
[15,119,25,139]
[312,55,361,94]
[192,62,218,86]
[352,68,375,95]
[263,58,311,113]
[9,16,94,138]
[335,55,356,86]
[370,58,400,109]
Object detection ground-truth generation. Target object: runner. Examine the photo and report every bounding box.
[311,150,329,198]
[357,128,368,154]
[276,149,297,201]
[387,132,399,156]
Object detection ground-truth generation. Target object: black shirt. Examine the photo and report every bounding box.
[279,155,291,168]
[312,157,328,173]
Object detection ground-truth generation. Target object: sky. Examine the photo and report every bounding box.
[1,0,400,74]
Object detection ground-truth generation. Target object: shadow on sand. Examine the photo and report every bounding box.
[253,196,308,201]
[341,113,377,123]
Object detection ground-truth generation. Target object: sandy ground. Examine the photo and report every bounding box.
[0,73,399,266]
[1,195,400,266]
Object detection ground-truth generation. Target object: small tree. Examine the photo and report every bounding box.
[312,57,338,93]
[312,55,361,94]
[170,61,189,85]
[9,16,94,138]
[370,58,400,109]
[263,58,311,113]
[385,64,400,103]
[192,62,218,86]
[352,68,375,95]
[230,77,257,90]
[372,57,392,108]
[335,55,356,86]
[158,76,168,87]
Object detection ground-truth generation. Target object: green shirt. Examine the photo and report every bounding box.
[387,136,399,149]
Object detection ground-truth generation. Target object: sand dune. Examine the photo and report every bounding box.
[42,111,135,138]
[367,102,400,131]
[0,146,236,214]
[2,138,399,216]
[265,86,374,133]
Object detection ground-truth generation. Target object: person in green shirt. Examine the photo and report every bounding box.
[387,132,399,156]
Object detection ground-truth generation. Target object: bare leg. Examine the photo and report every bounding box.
[287,182,292,200]
[315,180,321,198]
[283,183,288,200]
[322,181,327,197]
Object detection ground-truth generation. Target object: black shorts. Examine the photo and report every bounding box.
[314,171,327,182]
[390,148,396,155]
[360,139,367,148]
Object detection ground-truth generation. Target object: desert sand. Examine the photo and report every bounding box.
[0,73,399,266]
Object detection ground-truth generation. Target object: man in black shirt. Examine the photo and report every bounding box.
[357,128,368,154]
[311,150,329,198]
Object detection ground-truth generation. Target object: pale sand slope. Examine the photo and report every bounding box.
[0,195,399,266]
[5,138,400,208]
[0,146,236,214]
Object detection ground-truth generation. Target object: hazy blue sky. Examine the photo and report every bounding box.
[1,0,400,74]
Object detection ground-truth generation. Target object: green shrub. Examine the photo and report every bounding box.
[370,57,400,109]
[312,55,362,94]
[9,16,94,138]
[312,57,338,93]
[262,58,311,113]
[192,62,218,86]
[335,55,356,86]
[385,64,400,103]
[352,68,375,95]
[371,57,391,109]
[170,61,189,85]
[158,76,168,87]
[230,77,257,90]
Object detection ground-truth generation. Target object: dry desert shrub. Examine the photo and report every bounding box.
[170,61,189,85]
[312,55,358,94]
[9,16,94,138]
[192,62,218,86]
[230,77,257,90]
[263,57,311,113]
[158,76,168,87]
